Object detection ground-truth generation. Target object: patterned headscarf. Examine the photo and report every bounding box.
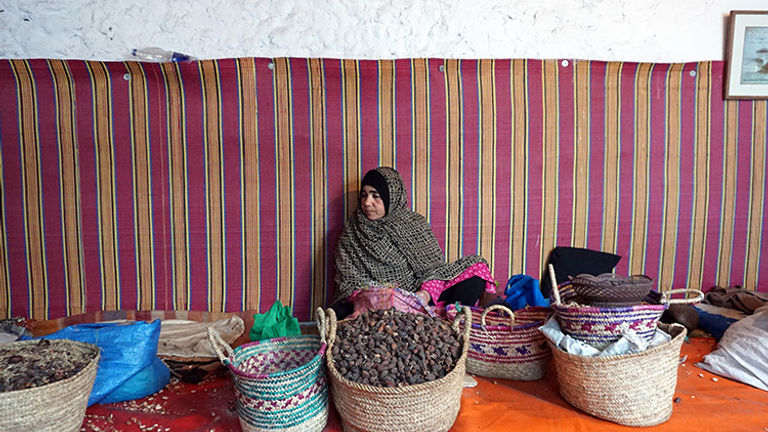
[333,166,488,302]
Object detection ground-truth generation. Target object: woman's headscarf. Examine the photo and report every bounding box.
[333,166,488,302]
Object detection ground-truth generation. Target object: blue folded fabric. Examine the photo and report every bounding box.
[504,274,550,309]
[694,306,739,340]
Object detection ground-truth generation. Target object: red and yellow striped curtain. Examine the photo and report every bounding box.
[0,58,766,321]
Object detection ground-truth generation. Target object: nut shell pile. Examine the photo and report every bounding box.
[330,308,463,387]
[0,338,92,392]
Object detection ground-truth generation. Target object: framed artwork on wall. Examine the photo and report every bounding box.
[725,10,768,99]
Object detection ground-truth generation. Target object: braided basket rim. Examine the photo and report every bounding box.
[226,334,326,380]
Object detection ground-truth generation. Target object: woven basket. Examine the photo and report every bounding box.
[554,288,703,349]
[0,339,100,432]
[445,304,552,380]
[570,273,653,306]
[550,323,687,426]
[322,306,471,432]
[208,327,328,432]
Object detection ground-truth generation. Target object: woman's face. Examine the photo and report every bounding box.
[360,185,386,220]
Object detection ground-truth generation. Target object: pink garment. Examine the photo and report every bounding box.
[420,263,496,309]
[347,283,435,319]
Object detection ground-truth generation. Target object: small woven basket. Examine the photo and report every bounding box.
[322,306,471,432]
[570,273,653,306]
[445,304,552,380]
[554,288,703,349]
[208,327,328,432]
[0,339,100,432]
[550,323,687,426]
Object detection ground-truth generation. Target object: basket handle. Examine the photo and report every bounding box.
[324,307,338,346]
[206,327,233,364]
[451,306,473,341]
[661,288,705,305]
[316,307,330,345]
[481,304,516,331]
[548,263,561,305]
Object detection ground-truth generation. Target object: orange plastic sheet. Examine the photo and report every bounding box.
[448,337,768,432]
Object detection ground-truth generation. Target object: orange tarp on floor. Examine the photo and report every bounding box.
[448,337,768,432]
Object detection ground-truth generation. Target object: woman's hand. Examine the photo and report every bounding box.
[414,290,431,305]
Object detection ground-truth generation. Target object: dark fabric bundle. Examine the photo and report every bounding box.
[540,246,621,297]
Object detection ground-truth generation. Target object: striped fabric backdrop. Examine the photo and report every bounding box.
[0,58,766,321]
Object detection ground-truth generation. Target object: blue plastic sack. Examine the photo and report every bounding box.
[99,356,170,404]
[28,320,169,405]
[504,274,550,309]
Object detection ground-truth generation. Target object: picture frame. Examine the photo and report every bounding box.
[725,10,768,99]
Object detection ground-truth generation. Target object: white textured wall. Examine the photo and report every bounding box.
[0,0,765,62]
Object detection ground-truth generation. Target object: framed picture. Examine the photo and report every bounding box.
[725,10,768,99]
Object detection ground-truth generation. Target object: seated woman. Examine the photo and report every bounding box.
[332,166,496,319]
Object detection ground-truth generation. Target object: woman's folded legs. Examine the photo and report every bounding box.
[436,276,486,306]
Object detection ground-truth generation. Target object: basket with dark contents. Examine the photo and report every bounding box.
[0,338,100,432]
[321,306,471,432]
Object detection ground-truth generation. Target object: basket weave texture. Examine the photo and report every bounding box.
[446,304,552,380]
[554,302,666,349]
[0,339,100,432]
[208,329,328,432]
[554,288,703,349]
[570,273,653,306]
[550,323,687,426]
[322,307,471,432]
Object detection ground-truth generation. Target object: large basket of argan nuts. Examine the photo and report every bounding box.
[0,338,100,432]
[321,306,471,432]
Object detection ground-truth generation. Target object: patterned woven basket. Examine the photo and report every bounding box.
[554,288,703,349]
[322,306,471,432]
[208,327,328,432]
[570,273,653,306]
[445,304,552,380]
[0,339,100,432]
[550,323,687,426]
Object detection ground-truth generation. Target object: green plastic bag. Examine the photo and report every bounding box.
[249,300,301,341]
